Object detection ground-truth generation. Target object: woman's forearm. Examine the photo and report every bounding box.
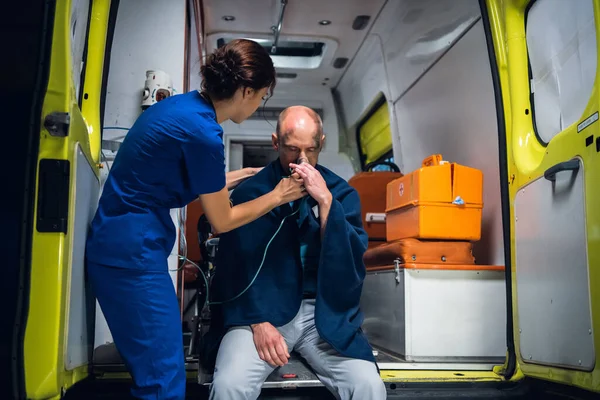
[200,174,305,234]
[199,187,281,233]
[223,190,281,232]
[226,167,260,190]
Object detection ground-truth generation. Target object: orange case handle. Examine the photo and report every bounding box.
[422,154,443,167]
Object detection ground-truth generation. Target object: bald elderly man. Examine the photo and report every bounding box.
[203,106,386,400]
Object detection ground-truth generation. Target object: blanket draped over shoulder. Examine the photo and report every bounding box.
[201,160,374,370]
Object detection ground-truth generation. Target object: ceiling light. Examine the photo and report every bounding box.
[319,20,331,26]
[222,15,235,21]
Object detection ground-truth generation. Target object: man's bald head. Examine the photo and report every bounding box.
[272,106,325,169]
[276,106,323,148]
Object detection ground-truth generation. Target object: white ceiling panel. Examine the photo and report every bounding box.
[202,0,387,88]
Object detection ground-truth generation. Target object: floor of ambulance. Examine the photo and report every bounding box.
[198,347,503,387]
[90,343,518,399]
[78,342,596,399]
[94,342,501,383]
[83,345,598,399]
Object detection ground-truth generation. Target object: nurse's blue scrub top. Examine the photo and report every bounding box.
[86,90,226,270]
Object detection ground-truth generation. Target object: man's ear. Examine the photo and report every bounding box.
[321,134,326,148]
[271,132,279,150]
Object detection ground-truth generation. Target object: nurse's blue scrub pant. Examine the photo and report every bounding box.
[88,261,186,399]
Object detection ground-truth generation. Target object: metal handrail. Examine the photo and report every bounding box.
[271,0,288,53]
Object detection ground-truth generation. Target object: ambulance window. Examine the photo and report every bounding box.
[357,97,393,171]
[370,152,395,172]
[526,0,597,144]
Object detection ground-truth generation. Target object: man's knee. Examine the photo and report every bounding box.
[353,369,387,399]
[210,374,243,395]
[337,363,386,399]
[209,327,271,399]
[210,373,257,399]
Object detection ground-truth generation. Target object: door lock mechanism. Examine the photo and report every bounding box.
[44,112,70,137]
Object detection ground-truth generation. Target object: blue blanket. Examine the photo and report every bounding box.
[201,160,374,369]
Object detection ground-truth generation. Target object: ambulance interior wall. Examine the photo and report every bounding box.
[336,1,504,267]
[393,21,503,266]
[95,0,187,350]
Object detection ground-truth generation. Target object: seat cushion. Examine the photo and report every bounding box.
[348,171,403,241]
[363,238,475,268]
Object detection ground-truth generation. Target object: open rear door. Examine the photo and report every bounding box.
[482,0,600,394]
[12,0,116,398]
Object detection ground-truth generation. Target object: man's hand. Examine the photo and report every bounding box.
[289,162,332,237]
[251,322,290,367]
[288,163,332,205]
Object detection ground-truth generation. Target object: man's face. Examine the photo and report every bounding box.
[272,109,324,171]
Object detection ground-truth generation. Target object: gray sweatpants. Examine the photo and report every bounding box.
[209,299,386,400]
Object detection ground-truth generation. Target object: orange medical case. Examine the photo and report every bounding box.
[363,238,475,269]
[348,171,403,241]
[385,154,483,241]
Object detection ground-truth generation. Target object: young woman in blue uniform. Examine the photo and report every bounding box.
[85,39,306,399]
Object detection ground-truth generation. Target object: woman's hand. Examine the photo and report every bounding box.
[200,169,304,234]
[273,174,307,205]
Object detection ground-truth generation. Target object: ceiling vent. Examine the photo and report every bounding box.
[333,57,349,69]
[276,72,298,79]
[217,38,326,69]
[352,15,371,30]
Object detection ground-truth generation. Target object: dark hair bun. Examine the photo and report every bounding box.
[201,54,239,99]
[201,39,276,101]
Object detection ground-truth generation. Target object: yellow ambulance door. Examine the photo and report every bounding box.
[483,0,600,394]
[22,0,115,398]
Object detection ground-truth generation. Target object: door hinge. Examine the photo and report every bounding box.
[36,159,70,233]
[393,259,401,284]
[44,112,70,137]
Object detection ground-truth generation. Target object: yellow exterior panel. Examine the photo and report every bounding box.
[82,0,112,164]
[380,370,504,382]
[24,0,110,398]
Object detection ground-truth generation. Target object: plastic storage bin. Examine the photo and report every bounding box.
[385,154,483,241]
